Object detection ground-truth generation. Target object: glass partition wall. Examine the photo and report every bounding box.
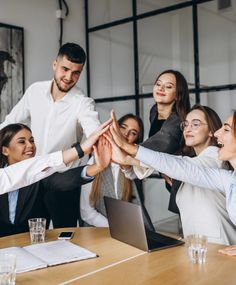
[85,0,236,231]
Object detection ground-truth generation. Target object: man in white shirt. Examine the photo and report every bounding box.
[0,42,100,227]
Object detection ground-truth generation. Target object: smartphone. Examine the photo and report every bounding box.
[58,231,74,240]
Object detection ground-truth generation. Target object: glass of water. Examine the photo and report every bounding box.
[0,253,16,285]
[28,218,46,244]
[186,234,208,264]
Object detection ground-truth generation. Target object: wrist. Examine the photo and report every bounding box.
[124,143,138,157]
[72,142,85,158]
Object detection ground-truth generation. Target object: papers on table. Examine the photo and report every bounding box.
[0,240,97,273]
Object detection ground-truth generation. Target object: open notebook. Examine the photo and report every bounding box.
[0,240,97,273]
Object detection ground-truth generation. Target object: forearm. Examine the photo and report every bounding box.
[86,164,104,177]
[122,143,139,156]
[135,146,224,192]
[62,148,79,165]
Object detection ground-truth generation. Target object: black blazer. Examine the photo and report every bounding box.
[0,166,91,237]
[141,104,183,154]
[141,104,183,214]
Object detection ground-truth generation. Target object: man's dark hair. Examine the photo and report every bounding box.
[57,42,86,64]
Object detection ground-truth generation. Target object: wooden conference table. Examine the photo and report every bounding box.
[0,228,236,285]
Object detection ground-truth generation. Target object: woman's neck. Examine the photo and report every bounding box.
[157,103,174,120]
[193,140,211,156]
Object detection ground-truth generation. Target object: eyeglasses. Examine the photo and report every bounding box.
[180,119,208,131]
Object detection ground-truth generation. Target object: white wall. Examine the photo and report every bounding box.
[0,0,87,92]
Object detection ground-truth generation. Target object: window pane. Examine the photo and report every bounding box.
[198,1,236,86]
[138,7,194,94]
[89,23,134,99]
[88,0,132,27]
[199,90,235,122]
[143,178,178,230]
[139,98,153,140]
[96,100,135,123]
[137,0,188,14]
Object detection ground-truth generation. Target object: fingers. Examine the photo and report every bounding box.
[99,118,113,130]
[93,145,98,157]
[111,110,120,131]
[103,133,114,146]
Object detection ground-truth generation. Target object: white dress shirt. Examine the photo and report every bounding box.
[136,146,236,227]
[0,81,100,156]
[0,151,66,195]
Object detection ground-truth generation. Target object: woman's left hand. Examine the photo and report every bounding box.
[93,136,111,171]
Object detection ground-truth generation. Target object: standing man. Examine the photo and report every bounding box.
[0,42,100,227]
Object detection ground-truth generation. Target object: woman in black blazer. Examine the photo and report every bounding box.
[0,123,110,237]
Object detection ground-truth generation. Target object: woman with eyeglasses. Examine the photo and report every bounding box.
[108,110,236,245]
[166,105,236,245]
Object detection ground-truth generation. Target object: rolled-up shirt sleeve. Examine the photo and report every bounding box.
[0,151,66,195]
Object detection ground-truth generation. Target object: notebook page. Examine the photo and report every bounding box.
[24,240,97,266]
[0,246,47,273]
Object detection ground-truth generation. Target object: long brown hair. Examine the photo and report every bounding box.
[90,114,143,205]
[0,124,32,168]
[232,111,236,137]
[155,69,190,121]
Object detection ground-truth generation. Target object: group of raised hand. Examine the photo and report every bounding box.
[84,110,141,172]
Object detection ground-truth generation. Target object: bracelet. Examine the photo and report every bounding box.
[72,142,85,158]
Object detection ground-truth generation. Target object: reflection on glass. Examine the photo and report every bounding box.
[137,7,194,94]
[199,90,234,122]
[139,98,154,140]
[90,23,134,99]
[95,101,135,123]
[88,0,132,27]
[198,1,236,86]
[137,0,188,15]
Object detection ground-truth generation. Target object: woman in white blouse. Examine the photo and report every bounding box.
[0,121,111,236]
[108,110,236,237]
[80,114,144,227]
[0,119,111,195]
[165,105,236,245]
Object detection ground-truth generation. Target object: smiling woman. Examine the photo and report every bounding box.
[80,113,146,228]
[109,110,236,243]
[0,120,111,237]
[1,125,36,166]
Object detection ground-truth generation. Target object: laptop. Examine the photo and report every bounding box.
[104,196,184,252]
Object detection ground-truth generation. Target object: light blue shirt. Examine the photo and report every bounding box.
[136,145,236,227]
[8,190,19,224]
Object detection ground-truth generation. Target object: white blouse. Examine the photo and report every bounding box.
[136,146,236,226]
[0,151,65,195]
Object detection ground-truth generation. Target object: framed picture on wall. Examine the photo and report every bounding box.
[0,23,24,122]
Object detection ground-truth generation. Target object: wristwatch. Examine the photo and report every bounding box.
[72,142,85,158]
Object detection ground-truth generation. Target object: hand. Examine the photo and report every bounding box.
[110,110,128,149]
[103,133,130,165]
[161,174,173,186]
[219,245,236,256]
[110,110,139,156]
[81,118,112,155]
[93,136,111,171]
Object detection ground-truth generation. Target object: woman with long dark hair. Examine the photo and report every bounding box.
[124,70,190,179]
[80,113,144,227]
